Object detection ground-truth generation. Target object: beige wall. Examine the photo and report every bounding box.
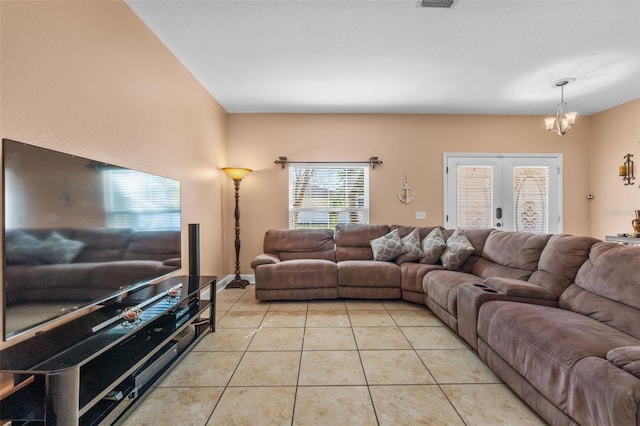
[227,113,592,273]
[588,98,640,238]
[0,1,228,345]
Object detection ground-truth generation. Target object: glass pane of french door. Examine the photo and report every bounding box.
[445,154,561,234]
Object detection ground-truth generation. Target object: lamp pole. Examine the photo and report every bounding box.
[222,167,252,289]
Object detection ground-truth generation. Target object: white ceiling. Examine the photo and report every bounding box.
[126,0,640,115]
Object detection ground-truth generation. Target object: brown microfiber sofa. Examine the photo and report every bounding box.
[5,227,180,305]
[251,224,640,426]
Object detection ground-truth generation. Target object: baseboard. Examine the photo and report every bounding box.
[216,274,255,293]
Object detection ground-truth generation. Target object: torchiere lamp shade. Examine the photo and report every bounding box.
[223,167,252,181]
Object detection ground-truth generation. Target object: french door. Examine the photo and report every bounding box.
[444,154,562,234]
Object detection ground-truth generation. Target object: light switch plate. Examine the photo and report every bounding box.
[415,211,426,220]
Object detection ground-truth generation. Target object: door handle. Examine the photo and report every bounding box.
[496,223,502,228]
[496,207,503,219]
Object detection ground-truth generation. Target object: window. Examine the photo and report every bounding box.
[103,169,180,230]
[288,164,369,229]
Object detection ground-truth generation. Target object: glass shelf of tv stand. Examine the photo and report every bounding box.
[0,275,216,425]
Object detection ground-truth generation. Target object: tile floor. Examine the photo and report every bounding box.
[122,285,547,425]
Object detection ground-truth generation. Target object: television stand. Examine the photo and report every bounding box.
[0,275,216,426]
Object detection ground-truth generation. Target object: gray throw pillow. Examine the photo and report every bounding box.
[39,232,85,264]
[370,229,406,261]
[6,231,44,265]
[440,228,475,270]
[420,227,446,264]
[395,228,423,264]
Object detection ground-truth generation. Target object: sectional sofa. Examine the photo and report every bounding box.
[251,224,640,426]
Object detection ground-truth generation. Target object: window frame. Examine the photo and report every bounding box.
[288,163,370,229]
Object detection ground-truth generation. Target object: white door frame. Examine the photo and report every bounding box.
[443,153,563,233]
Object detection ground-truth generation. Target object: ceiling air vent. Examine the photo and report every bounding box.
[420,0,453,7]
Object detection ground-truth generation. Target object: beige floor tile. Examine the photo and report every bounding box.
[345,300,387,310]
[268,301,309,312]
[353,326,412,349]
[417,349,501,384]
[370,385,465,426]
[193,328,255,352]
[216,289,245,302]
[360,350,435,385]
[382,300,425,311]
[441,384,547,426]
[303,327,357,350]
[402,326,468,350]
[229,300,271,312]
[207,386,296,426]
[215,302,234,313]
[229,351,301,386]
[248,327,304,351]
[305,310,351,327]
[388,309,444,326]
[298,351,366,385]
[159,351,243,387]
[293,386,377,426]
[348,310,396,326]
[122,386,223,426]
[216,310,266,328]
[260,311,307,327]
[306,300,347,311]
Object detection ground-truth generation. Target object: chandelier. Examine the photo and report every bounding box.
[544,78,577,136]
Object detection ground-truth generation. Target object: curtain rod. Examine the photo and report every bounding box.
[274,156,383,170]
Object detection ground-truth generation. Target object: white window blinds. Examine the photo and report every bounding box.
[103,169,180,230]
[513,166,549,233]
[456,166,493,229]
[288,164,369,229]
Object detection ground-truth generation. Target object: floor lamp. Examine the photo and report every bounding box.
[222,167,252,289]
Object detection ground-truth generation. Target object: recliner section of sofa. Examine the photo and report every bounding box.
[476,241,640,426]
[252,229,338,300]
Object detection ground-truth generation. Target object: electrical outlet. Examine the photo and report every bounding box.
[416,211,426,220]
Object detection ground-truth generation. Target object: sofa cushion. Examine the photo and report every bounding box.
[471,230,550,280]
[370,229,405,261]
[263,229,336,261]
[395,228,422,264]
[420,227,446,264]
[335,224,389,261]
[440,229,474,270]
[337,260,401,288]
[400,262,444,294]
[424,270,484,316]
[254,259,338,290]
[477,301,640,410]
[527,234,599,298]
[560,241,640,340]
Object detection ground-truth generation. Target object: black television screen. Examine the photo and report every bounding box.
[2,139,181,340]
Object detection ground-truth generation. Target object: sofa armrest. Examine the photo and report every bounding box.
[457,282,558,350]
[251,253,281,269]
[162,257,181,267]
[483,277,556,300]
[607,346,640,378]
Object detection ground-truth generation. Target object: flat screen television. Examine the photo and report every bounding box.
[2,139,181,340]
